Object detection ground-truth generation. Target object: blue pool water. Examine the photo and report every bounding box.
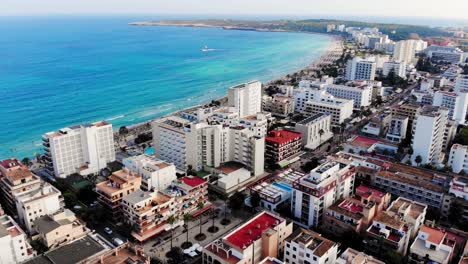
[272,182,293,192]
[0,16,332,159]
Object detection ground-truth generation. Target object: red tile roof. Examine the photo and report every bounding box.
[265,130,301,145]
[420,225,446,245]
[225,212,282,249]
[0,158,21,169]
[349,136,379,149]
[356,185,387,199]
[180,176,206,188]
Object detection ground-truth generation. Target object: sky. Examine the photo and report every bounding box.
[2,0,468,20]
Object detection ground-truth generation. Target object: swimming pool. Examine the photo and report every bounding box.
[272,182,293,192]
[144,147,155,155]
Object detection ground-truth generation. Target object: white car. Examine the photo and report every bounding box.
[104,227,113,235]
[112,237,124,246]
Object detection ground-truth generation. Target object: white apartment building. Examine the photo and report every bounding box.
[424,45,464,64]
[291,161,355,227]
[393,39,428,64]
[433,90,468,124]
[284,229,338,264]
[43,121,115,178]
[153,116,265,176]
[385,115,408,143]
[0,214,35,263]
[294,80,329,113]
[16,183,63,234]
[294,113,333,150]
[448,144,468,173]
[325,84,372,108]
[123,154,177,191]
[303,98,353,128]
[411,106,449,165]
[382,61,407,78]
[455,75,468,93]
[346,57,376,81]
[228,81,262,118]
[375,42,395,54]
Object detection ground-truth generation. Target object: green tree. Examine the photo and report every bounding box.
[220,193,229,223]
[182,213,192,248]
[197,202,205,236]
[119,126,129,136]
[167,215,177,249]
[166,247,185,264]
[228,192,246,212]
[318,129,325,146]
[415,155,423,166]
[21,157,32,167]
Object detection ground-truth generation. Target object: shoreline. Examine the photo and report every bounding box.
[116,35,343,141]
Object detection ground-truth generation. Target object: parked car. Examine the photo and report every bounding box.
[104,227,113,235]
[112,237,124,246]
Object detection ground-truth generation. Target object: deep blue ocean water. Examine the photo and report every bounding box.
[0,16,332,159]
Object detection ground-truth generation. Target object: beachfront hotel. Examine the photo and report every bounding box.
[202,211,293,264]
[153,115,265,176]
[228,80,262,118]
[345,57,377,81]
[42,121,115,178]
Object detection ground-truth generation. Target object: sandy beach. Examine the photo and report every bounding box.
[117,37,344,140]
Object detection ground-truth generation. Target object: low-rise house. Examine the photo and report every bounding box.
[336,248,384,264]
[323,185,390,235]
[284,228,338,264]
[34,209,88,249]
[409,225,455,264]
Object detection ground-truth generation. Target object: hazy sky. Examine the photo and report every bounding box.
[2,0,468,19]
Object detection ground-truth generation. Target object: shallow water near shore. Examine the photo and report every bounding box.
[0,15,332,159]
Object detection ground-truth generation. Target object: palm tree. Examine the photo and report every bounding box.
[415,155,423,167]
[21,157,32,167]
[220,193,229,224]
[183,213,192,245]
[318,129,325,146]
[197,202,205,236]
[167,215,177,248]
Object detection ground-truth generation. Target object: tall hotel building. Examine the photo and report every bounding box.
[228,81,262,118]
[411,106,449,165]
[345,57,376,81]
[43,121,115,178]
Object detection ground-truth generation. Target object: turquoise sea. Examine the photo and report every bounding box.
[0,16,332,159]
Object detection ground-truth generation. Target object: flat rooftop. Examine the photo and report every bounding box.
[297,113,329,125]
[224,211,282,249]
[286,228,336,257]
[179,176,206,188]
[44,236,105,264]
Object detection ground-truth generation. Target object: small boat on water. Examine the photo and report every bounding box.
[201,45,216,52]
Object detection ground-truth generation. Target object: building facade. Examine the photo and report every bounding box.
[202,211,293,264]
[228,81,262,118]
[43,121,115,178]
[265,130,302,165]
[122,155,177,191]
[284,229,338,264]
[346,57,377,81]
[294,113,333,150]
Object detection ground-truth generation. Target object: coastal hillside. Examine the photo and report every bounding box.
[130,19,449,40]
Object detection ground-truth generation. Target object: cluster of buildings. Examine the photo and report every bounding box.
[1,21,468,264]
